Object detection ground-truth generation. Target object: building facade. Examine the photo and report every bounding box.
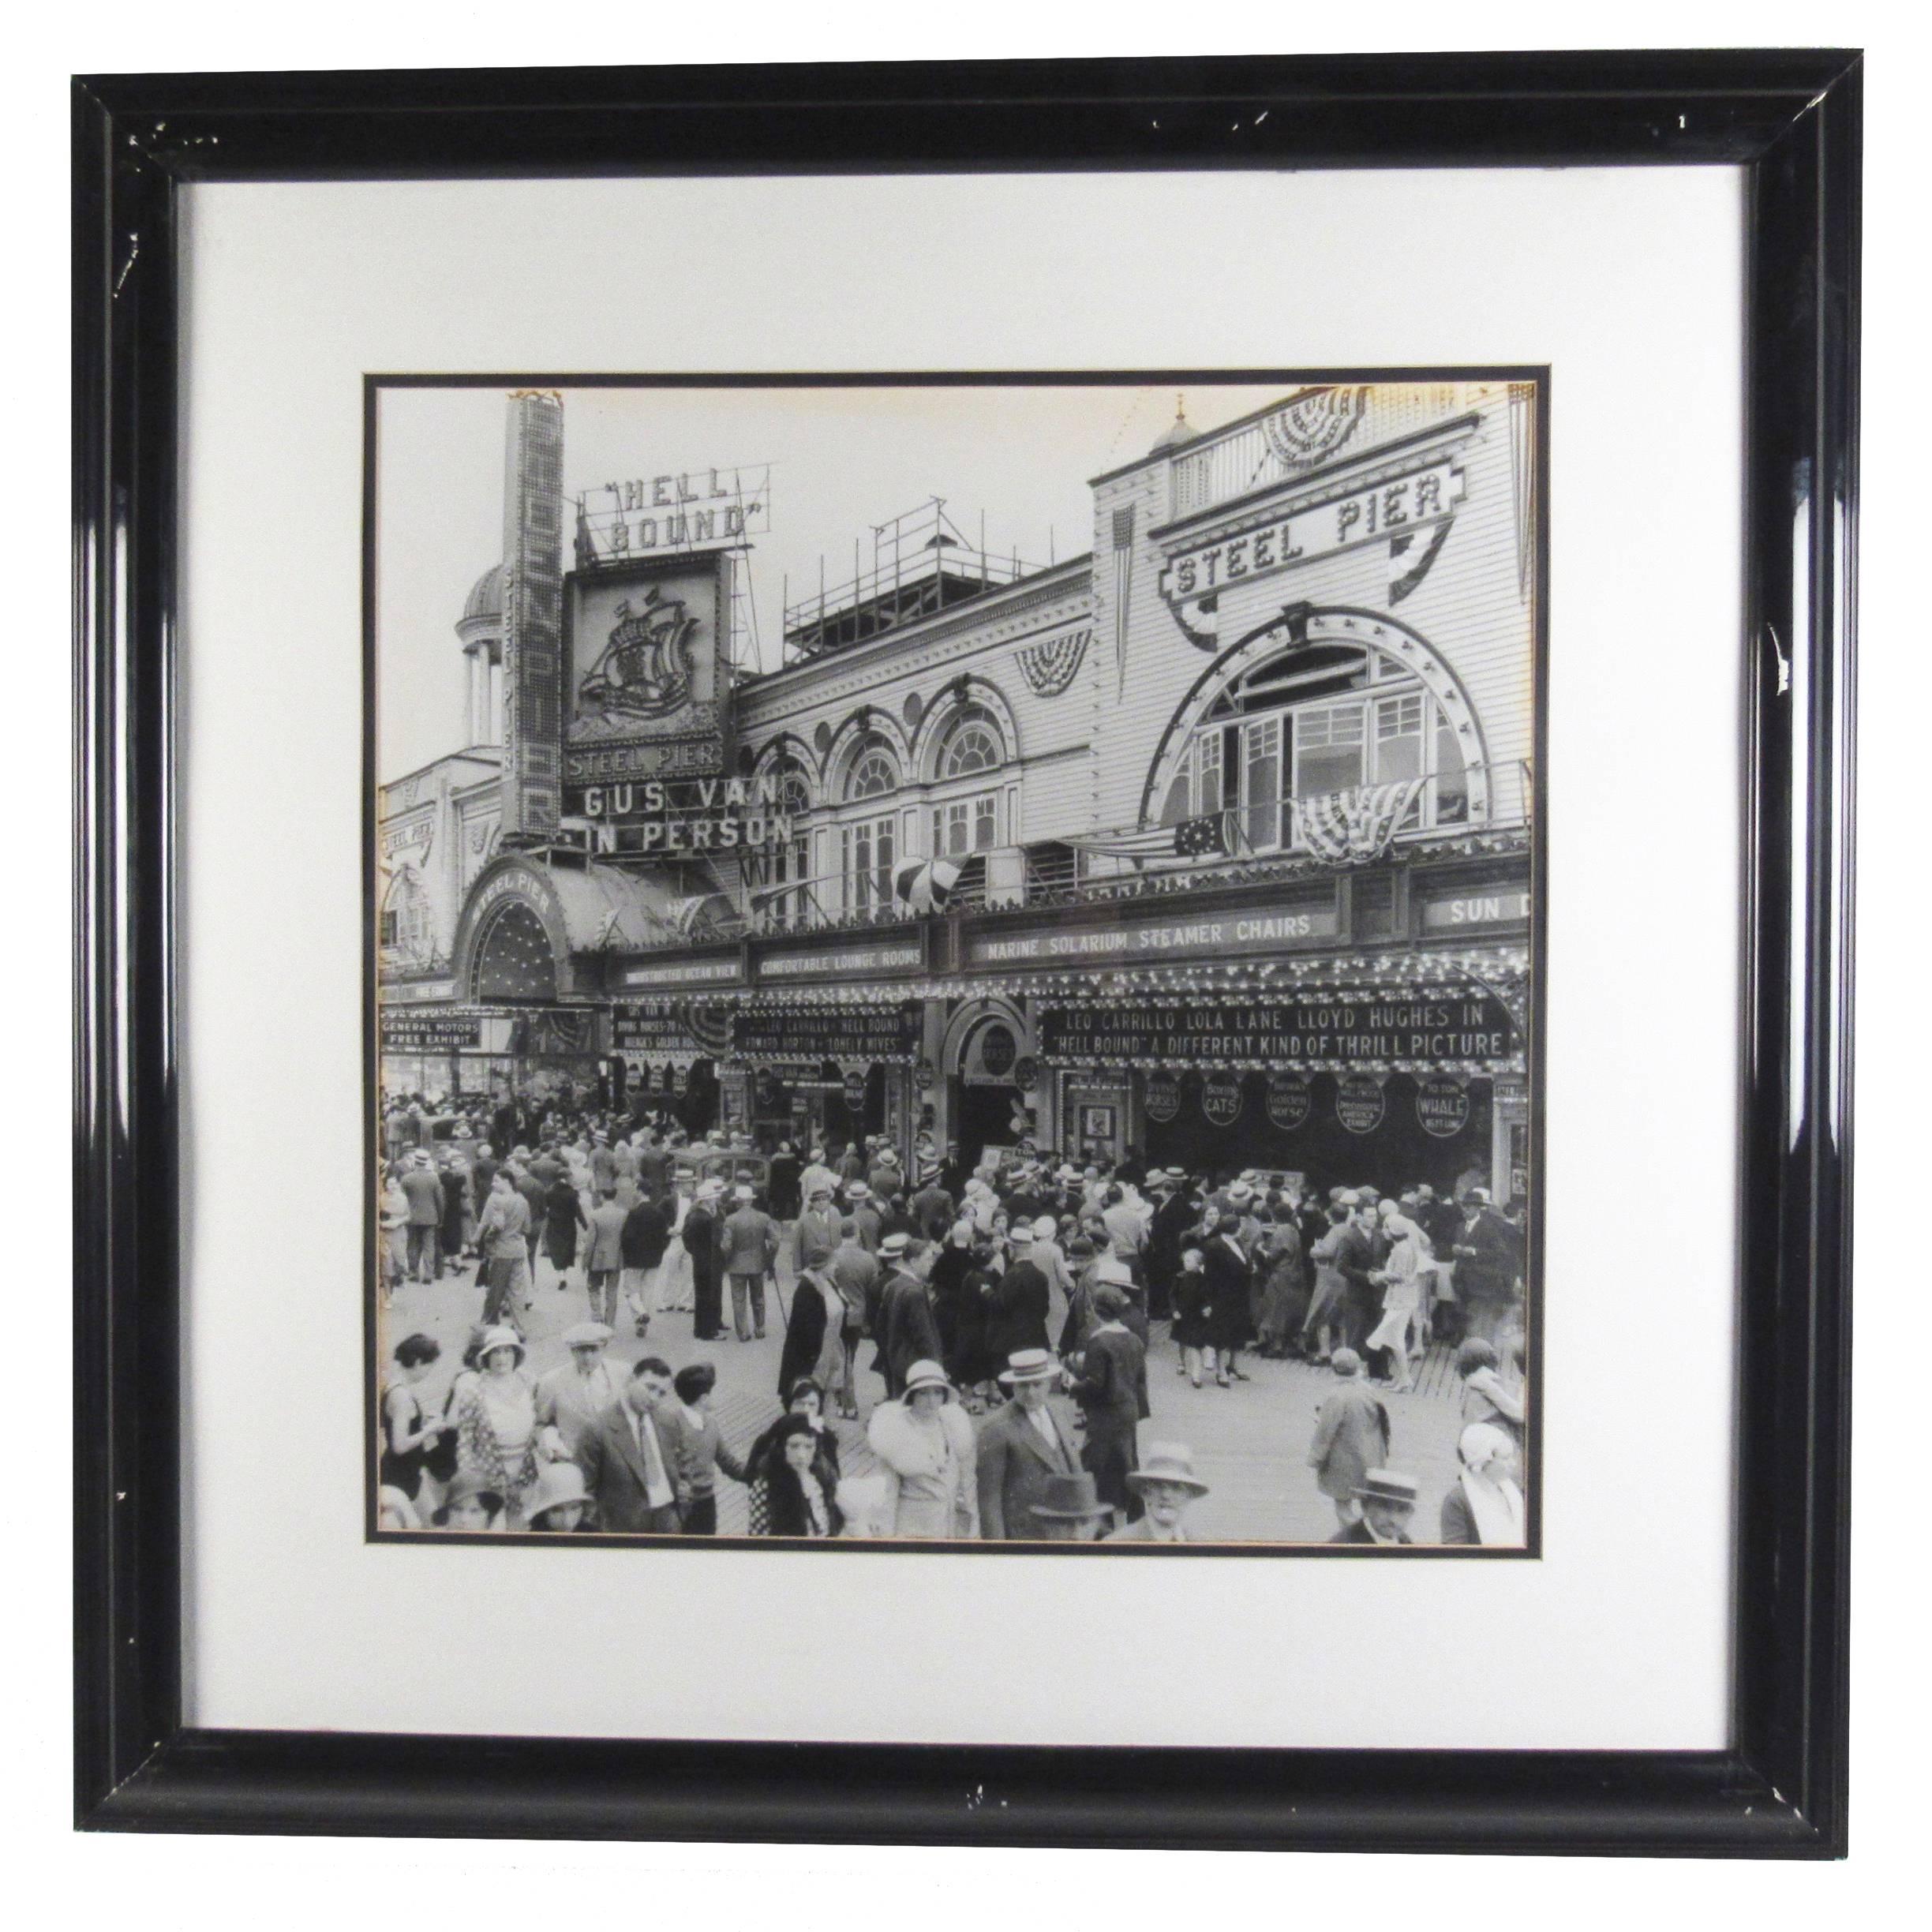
[380,380,1537,1200]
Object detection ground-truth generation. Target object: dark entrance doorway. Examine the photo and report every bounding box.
[956,1080,1026,1174]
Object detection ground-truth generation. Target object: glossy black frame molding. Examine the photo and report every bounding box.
[73,52,1858,1855]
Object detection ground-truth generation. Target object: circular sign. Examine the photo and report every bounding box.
[842,1070,867,1110]
[1144,1070,1181,1123]
[1011,1056,1039,1093]
[1200,1072,1245,1128]
[1266,1072,1312,1130]
[1417,1075,1471,1138]
[1336,1073,1386,1135]
[978,1024,1017,1080]
[915,1057,936,1092]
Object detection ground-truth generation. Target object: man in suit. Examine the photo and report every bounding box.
[533,1321,622,1466]
[720,1182,779,1342]
[1144,1171,1192,1321]
[987,1226,1052,1365]
[875,1234,943,1401]
[975,1349,1082,1539]
[844,1181,883,1253]
[468,1143,498,1232]
[579,1185,627,1327]
[513,1157,549,1279]
[1103,1443,1210,1543]
[1451,1187,1524,1346]
[826,1217,880,1417]
[575,1355,684,1533]
[399,1150,444,1282]
[683,1178,726,1341]
[909,1174,956,1243]
[1329,1194,1385,1354]
[791,1181,842,1275]
[1307,1348,1391,1530]
[1328,1467,1421,1545]
[1066,1282,1149,1522]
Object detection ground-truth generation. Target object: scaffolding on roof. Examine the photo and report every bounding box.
[782,498,1041,664]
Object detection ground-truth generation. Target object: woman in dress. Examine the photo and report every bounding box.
[1439,1421,1528,1546]
[949,1226,998,1406]
[451,1324,540,1526]
[1365,1210,1427,1394]
[378,1166,410,1309]
[378,1331,453,1508]
[1254,1208,1308,1358]
[865,1358,979,1539]
[776,1264,850,1410]
[1301,1203,1353,1365]
[762,1413,844,1538]
[927,1222,979,1408]
[1200,1204,1254,1387]
[543,1170,588,1292]
[745,1376,843,1533]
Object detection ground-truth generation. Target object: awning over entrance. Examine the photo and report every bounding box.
[454,855,738,1002]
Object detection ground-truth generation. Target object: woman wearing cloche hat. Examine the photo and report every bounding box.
[865,1359,979,1539]
[449,1324,540,1526]
[526,1458,595,1533]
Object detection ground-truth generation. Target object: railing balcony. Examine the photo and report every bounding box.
[698,761,1533,945]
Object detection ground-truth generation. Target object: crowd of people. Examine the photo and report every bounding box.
[376,1089,1530,1549]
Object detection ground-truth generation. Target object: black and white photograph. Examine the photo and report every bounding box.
[371,373,1543,1551]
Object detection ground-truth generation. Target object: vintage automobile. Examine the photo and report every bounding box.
[672,1149,774,1198]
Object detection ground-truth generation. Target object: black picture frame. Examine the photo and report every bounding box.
[73,51,1859,1854]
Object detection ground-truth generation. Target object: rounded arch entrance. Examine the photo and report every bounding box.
[943,998,1035,1173]
[466,896,560,1002]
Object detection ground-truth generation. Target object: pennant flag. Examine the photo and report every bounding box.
[1111,506,1135,697]
[1389,516,1455,604]
[1068,812,1230,865]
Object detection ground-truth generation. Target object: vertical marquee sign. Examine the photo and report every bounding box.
[500,392,565,844]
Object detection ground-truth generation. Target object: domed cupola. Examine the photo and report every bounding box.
[456,562,504,651]
[1148,399,1197,455]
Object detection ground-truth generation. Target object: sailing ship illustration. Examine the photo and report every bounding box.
[578,585,698,718]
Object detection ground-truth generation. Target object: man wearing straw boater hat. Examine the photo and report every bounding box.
[874,1233,942,1402]
[1104,1443,1210,1544]
[986,1221,1051,1368]
[974,1349,1081,1540]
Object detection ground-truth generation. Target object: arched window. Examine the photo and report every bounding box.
[380,867,434,958]
[840,737,899,913]
[937,708,1003,779]
[846,739,899,800]
[1156,641,1470,852]
[928,705,1007,860]
[748,752,815,929]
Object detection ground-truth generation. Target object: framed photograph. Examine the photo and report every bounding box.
[75,51,1857,1852]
